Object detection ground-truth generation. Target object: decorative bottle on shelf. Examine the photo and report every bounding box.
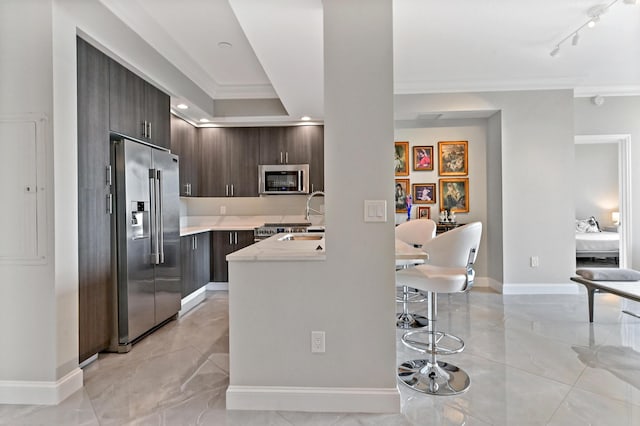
[439,210,447,223]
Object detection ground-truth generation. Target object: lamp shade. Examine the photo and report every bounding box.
[612,211,620,225]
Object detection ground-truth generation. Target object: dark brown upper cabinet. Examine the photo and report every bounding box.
[109,60,170,148]
[199,127,259,197]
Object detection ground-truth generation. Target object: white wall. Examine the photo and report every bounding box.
[394,120,488,278]
[395,91,576,292]
[323,0,398,400]
[574,96,640,268]
[0,0,82,404]
[574,143,618,226]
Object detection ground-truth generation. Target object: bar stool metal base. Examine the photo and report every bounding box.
[401,329,465,355]
[396,312,429,329]
[398,359,470,395]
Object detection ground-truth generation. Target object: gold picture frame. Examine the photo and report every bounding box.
[439,178,469,213]
[412,183,436,204]
[438,141,468,176]
[417,206,431,219]
[395,179,410,212]
[412,145,434,171]
[394,141,410,176]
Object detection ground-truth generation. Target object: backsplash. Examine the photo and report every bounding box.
[182,195,317,217]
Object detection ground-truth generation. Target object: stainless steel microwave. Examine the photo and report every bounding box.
[258,164,309,194]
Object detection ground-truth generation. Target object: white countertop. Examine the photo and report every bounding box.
[226,233,326,262]
[179,215,324,237]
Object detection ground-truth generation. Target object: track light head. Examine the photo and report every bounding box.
[550,45,560,57]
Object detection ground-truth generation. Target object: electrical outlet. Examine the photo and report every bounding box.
[311,331,325,353]
[220,205,226,215]
[530,256,539,268]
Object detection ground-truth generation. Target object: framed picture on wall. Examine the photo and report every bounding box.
[438,141,468,176]
[395,179,410,212]
[439,178,469,213]
[412,183,436,204]
[412,146,434,171]
[417,206,431,219]
[394,141,410,176]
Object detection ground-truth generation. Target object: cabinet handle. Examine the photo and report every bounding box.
[234,232,238,245]
[192,235,196,250]
[225,184,229,197]
[311,183,314,193]
[231,184,234,197]
[285,152,288,164]
[106,193,113,215]
[106,165,112,186]
[141,121,147,138]
[280,152,283,164]
[229,232,233,245]
[147,122,152,139]
[185,183,191,196]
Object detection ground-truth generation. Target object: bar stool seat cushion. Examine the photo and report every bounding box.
[397,265,469,294]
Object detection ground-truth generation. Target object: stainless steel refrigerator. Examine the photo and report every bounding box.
[111,137,181,352]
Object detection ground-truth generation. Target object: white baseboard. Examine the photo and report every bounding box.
[501,282,580,295]
[226,385,400,413]
[0,367,83,405]
[206,282,228,291]
[179,286,207,317]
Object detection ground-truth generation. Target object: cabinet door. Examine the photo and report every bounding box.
[77,37,113,363]
[195,232,211,288]
[180,236,195,297]
[308,126,324,192]
[144,82,170,148]
[109,60,144,140]
[259,127,287,164]
[211,231,234,282]
[227,127,259,197]
[199,128,227,197]
[211,231,254,282]
[171,115,199,196]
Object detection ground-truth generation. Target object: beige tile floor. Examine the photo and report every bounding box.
[2,288,640,425]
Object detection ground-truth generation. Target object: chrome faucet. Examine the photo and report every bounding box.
[305,191,325,221]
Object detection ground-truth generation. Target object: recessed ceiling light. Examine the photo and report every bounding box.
[200,118,210,123]
[217,41,233,49]
[177,104,188,110]
[301,116,311,121]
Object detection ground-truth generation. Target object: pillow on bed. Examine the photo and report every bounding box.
[576,216,601,233]
[576,268,640,281]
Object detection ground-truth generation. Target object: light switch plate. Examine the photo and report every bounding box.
[364,200,387,222]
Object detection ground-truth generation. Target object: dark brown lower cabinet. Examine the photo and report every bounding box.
[211,231,254,282]
[180,232,211,297]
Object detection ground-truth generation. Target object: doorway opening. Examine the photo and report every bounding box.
[575,134,631,268]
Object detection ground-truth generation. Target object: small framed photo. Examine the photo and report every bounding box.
[438,141,468,176]
[395,179,410,212]
[394,141,410,176]
[412,146,434,171]
[417,206,431,219]
[412,183,436,204]
[439,178,469,213]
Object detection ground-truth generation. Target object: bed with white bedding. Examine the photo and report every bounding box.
[575,216,619,262]
[575,231,620,259]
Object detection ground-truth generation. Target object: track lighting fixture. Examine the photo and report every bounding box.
[572,32,580,46]
[549,0,637,57]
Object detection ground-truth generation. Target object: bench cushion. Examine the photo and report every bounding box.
[576,268,640,281]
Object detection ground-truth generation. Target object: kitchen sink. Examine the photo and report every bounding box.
[278,234,324,241]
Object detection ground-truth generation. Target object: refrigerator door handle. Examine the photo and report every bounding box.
[149,168,160,265]
[157,169,165,264]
